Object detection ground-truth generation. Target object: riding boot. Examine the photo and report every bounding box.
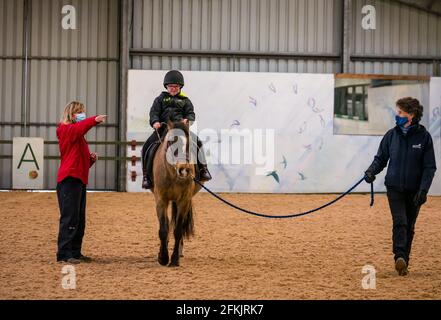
[141,163,153,189]
[142,174,154,189]
[198,163,212,182]
[142,141,161,189]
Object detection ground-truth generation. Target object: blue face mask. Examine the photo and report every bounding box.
[395,115,408,127]
[75,112,86,122]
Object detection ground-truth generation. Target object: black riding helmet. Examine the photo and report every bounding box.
[163,70,184,88]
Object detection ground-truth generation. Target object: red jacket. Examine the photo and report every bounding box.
[56,116,98,185]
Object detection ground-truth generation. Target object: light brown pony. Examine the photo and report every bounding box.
[151,120,202,267]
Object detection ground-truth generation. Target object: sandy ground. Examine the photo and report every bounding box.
[0,191,440,300]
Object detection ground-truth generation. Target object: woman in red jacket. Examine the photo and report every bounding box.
[56,101,106,264]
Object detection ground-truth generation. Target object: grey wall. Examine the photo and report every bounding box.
[131,0,343,73]
[349,0,441,75]
[130,0,440,75]
[0,0,120,190]
[1,0,440,190]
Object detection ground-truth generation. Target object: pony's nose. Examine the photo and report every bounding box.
[178,167,190,177]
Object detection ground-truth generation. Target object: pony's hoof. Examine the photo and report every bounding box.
[158,253,169,266]
[168,262,179,267]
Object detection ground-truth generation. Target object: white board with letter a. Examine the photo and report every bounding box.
[12,137,44,189]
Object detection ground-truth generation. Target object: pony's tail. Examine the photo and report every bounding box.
[171,201,194,239]
[182,204,195,238]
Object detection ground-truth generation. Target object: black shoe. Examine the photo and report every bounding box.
[199,167,212,182]
[76,254,93,263]
[395,257,408,276]
[57,257,81,264]
[142,175,153,189]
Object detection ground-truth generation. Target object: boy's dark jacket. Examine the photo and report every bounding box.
[366,123,437,192]
[149,92,195,126]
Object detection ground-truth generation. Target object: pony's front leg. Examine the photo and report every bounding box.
[169,202,190,267]
[156,200,169,266]
[169,222,182,267]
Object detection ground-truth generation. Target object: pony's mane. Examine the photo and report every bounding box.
[170,121,189,134]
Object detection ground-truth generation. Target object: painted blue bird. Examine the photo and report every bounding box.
[249,97,257,108]
[298,172,306,180]
[280,155,287,169]
[266,171,280,183]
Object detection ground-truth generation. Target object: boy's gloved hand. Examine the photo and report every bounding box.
[364,171,376,183]
[413,190,427,207]
[153,122,161,129]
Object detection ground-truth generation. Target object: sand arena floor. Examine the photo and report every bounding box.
[0,191,440,300]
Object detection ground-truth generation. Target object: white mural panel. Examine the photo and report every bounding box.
[127,71,440,195]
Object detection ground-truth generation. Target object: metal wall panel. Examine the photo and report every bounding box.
[0,0,120,190]
[0,0,24,56]
[0,0,25,188]
[131,0,343,73]
[0,59,23,188]
[25,60,119,189]
[26,0,119,190]
[29,0,119,59]
[350,0,441,75]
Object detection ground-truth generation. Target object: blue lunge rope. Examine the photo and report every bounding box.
[193,177,374,219]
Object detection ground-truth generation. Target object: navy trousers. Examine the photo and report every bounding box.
[56,177,87,261]
[386,187,420,265]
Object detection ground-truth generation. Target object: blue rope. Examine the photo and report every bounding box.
[193,177,374,219]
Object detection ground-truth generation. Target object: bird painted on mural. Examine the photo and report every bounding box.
[303,144,312,151]
[318,137,324,150]
[312,106,324,113]
[230,120,240,128]
[298,121,307,134]
[280,155,288,169]
[266,171,280,183]
[268,83,276,93]
[249,97,257,108]
[319,114,326,127]
[298,172,306,180]
[292,83,298,94]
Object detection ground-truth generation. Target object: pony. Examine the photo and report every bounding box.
[151,120,202,267]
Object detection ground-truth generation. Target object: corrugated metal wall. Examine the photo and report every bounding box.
[0,0,120,190]
[2,0,441,190]
[131,0,343,73]
[130,0,441,75]
[0,0,25,189]
[350,0,441,75]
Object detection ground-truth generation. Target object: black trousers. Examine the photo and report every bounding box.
[386,187,420,264]
[56,177,87,261]
[141,128,206,176]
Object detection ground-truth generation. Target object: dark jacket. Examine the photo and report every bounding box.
[149,91,196,127]
[366,123,437,192]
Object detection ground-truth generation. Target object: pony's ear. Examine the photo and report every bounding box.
[167,120,173,130]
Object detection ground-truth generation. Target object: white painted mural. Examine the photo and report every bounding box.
[127,71,440,195]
